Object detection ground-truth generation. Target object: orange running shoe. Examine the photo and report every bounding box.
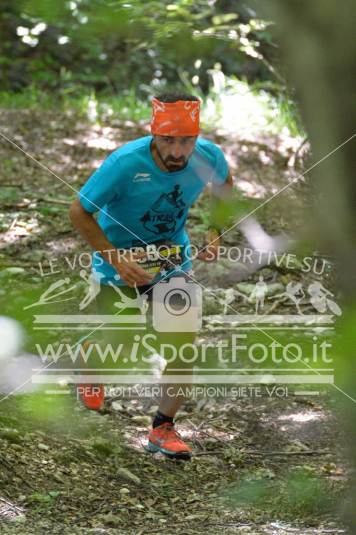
[77,384,104,411]
[147,422,192,460]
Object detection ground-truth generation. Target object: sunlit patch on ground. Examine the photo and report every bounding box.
[0,216,41,245]
[235,178,269,198]
[0,497,25,521]
[277,411,325,424]
[45,237,79,254]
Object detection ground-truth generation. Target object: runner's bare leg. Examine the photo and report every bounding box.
[156,331,196,417]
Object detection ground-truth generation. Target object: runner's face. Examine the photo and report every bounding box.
[154,135,197,171]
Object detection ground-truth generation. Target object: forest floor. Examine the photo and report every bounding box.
[0,109,352,534]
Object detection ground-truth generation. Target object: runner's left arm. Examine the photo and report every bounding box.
[198,170,233,262]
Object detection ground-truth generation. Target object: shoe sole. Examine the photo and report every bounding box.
[146,441,192,460]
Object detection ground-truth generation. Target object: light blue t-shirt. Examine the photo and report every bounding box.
[78,135,228,285]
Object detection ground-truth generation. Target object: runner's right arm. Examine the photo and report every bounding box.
[69,199,153,287]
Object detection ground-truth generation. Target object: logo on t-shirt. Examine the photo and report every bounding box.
[140,184,185,235]
[133,173,152,182]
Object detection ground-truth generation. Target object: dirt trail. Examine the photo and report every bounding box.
[0,110,350,534]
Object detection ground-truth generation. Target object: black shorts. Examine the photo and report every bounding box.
[95,271,193,315]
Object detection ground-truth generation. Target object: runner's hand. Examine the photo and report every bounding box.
[197,245,219,262]
[197,229,220,262]
[112,250,154,287]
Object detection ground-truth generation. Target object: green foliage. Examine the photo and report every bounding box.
[91,437,119,457]
[0,0,304,136]
[0,0,276,97]
[20,392,74,429]
[27,490,60,512]
[224,467,344,522]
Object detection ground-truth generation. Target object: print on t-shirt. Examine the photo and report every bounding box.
[140,184,186,235]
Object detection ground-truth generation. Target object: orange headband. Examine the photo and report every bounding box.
[150,97,200,136]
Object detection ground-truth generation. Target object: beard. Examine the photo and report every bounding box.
[154,143,188,172]
[164,157,187,171]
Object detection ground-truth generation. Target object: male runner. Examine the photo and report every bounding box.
[69,93,232,459]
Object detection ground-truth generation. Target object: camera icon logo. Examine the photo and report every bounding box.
[152,277,202,332]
